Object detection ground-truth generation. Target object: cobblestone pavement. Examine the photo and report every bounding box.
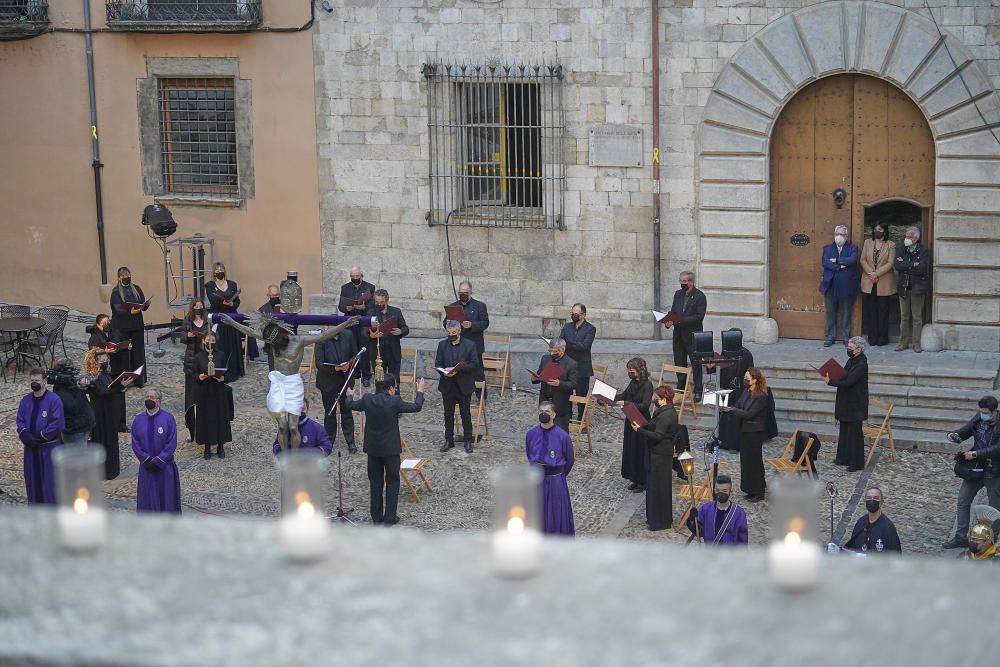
[0,330,987,557]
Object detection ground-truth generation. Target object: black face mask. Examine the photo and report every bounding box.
[145,399,157,411]
[448,333,459,341]
[100,362,110,371]
[120,277,131,287]
[538,412,551,424]
[714,491,730,504]
[459,294,470,304]
[873,230,885,240]
[865,499,880,514]
[681,283,689,291]
[30,381,42,393]
[570,313,580,323]
[195,309,206,317]
[551,351,562,360]
[352,279,361,286]
[269,297,280,305]
[214,272,226,280]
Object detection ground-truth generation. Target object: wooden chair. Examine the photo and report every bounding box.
[675,466,716,535]
[767,429,817,476]
[455,381,490,444]
[864,399,896,468]
[399,435,432,503]
[591,363,611,418]
[568,393,595,456]
[399,348,418,401]
[482,334,511,396]
[656,363,698,421]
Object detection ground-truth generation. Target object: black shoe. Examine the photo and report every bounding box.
[347,443,358,454]
[627,482,640,491]
[119,425,130,434]
[693,391,703,402]
[217,444,226,459]
[464,442,474,453]
[440,441,454,452]
[383,516,399,526]
[631,485,646,493]
[677,472,688,481]
[823,340,834,347]
[942,536,968,549]
[846,466,861,472]
[746,495,764,503]
[362,377,371,388]
[203,445,212,460]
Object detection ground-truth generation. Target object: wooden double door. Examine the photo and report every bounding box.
[769,74,934,340]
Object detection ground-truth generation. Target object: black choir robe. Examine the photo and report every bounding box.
[843,514,902,555]
[205,280,245,382]
[192,349,234,447]
[532,353,579,432]
[88,370,127,480]
[365,304,409,379]
[109,283,149,385]
[88,325,130,430]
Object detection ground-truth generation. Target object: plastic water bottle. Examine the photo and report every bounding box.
[511,381,517,393]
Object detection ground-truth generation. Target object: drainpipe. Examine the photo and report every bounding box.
[651,0,662,339]
[84,0,108,284]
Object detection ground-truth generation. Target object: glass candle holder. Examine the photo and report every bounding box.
[278,449,330,562]
[489,465,543,578]
[768,477,822,592]
[52,445,107,552]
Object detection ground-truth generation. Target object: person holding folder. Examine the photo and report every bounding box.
[634,384,678,530]
[721,368,770,502]
[366,289,409,379]
[822,336,869,472]
[109,266,150,387]
[614,357,654,492]
[435,321,480,453]
[532,338,579,432]
[314,322,361,453]
[561,303,597,420]
[664,271,707,401]
[443,281,490,399]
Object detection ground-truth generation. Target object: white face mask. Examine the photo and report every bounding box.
[904,238,914,247]
[834,235,845,246]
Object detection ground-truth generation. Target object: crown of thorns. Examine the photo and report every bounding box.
[247,311,293,341]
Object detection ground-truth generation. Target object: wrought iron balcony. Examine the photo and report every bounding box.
[0,1,49,35]
[106,1,262,32]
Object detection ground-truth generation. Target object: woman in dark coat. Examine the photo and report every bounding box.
[193,333,233,460]
[634,384,678,530]
[204,261,244,382]
[182,299,211,442]
[88,349,132,479]
[722,367,769,502]
[825,336,869,472]
[87,313,131,433]
[614,357,654,492]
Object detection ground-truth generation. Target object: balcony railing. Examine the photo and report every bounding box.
[0,1,49,35]
[106,1,262,31]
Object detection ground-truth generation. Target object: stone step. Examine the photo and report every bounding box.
[755,360,997,389]
[765,378,987,411]
[773,398,966,433]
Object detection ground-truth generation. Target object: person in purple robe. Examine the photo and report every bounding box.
[686,474,748,545]
[525,402,575,536]
[16,368,65,504]
[131,387,181,514]
[273,398,332,457]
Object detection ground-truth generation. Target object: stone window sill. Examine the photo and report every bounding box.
[154,195,243,209]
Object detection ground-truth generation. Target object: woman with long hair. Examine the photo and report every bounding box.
[193,332,233,460]
[614,357,654,492]
[634,384,678,530]
[723,367,769,502]
[204,261,244,382]
[182,299,210,442]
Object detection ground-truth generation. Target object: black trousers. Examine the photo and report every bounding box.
[320,388,355,446]
[672,334,702,392]
[442,390,473,443]
[862,292,892,346]
[367,454,400,523]
[123,329,147,386]
[739,430,767,497]
[351,327,370,378]
[574,374,591,420]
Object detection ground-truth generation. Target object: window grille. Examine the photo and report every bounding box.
[106,1,261,24]
[423,62,565,229]
[0,0,47,24]
[158,77,238,196]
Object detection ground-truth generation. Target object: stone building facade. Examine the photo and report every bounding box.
[311,1,1000,352]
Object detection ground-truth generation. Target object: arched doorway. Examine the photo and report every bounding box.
[768,74,935,340]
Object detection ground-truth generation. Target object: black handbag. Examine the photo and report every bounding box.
[954,458,985,481]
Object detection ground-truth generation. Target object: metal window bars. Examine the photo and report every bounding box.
[106,1,261,25]
[423,62,565,229]
[158,77,239,196]
[0,0,48,26]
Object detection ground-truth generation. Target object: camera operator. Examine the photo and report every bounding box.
[49,359,96,446]
[942,396,1000,550]
[15,368,65,504]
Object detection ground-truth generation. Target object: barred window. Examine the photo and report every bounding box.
[0,0,47,22]
[423,62,565,229]
[158,77,238,195]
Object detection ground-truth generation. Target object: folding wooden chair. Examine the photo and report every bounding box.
[482,334,511,396]
[591,363,611,418]
[456,381,490,444]
[399,348,418,401]
[675,466,715,535]
[568,393,595,456]
[656,363,698,422]
[398,435,432,503]
[864,399,896,468]
[767,429,816,476]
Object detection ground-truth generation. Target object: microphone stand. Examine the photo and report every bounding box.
[331,448,356,525]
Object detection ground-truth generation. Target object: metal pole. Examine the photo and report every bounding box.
[651,0,663,340]
[84,0,108,285]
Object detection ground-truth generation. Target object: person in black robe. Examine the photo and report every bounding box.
[443,280,490,399]
[314,325,360,453]
[532,338,579,433]
[204,261,244,383]
[560,303,597,420]
[181,300,210,442]
[365,289,409,380]
[258,284,282,371]
[339,266,376,386]
[635,384,678,530]
[193,334,233,460]
[87,313,131,433]
[722,368,769,502]
[824,336,869,472]
[613,357,653,491]
[836,486,901,555]
[710,331,755,451]
[664,271,707,400]
[88,349,132,479]
[109,266,149,386]
[435,321,480,453]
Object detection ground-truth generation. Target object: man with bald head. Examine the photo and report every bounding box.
[339,266,376,386]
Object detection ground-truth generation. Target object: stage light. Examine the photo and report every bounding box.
[142,204,177,239]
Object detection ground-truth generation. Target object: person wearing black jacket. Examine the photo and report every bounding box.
[634,384,678,530]
[50,360,95,447]
[942,395,1000,549]
[560,303,597,420]
[314,325,360,453]
[722,367,769,501]
[192,334,233,460]
[435,321,480,453]
[615,357,654,491]
[665,271,707,400]
[181,300,210,442]
[109,266,149,386]
[339,266,376,386]
[87,313,131,433]
[88,349,132,479]
[204,262,245,382]
[894,226,932,353]
[532,338,579,433]
[824,336,869,472]
[345,374,425,525]
[443,281,490,398]
[365,289,409,380]
[258,285,281,371]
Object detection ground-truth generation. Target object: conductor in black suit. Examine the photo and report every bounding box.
[339,266,376,386]
[532,338,579,432]
[345,374,425,525]
[435,320,480,453]
[665,271,708,401]
[314,325,360,453]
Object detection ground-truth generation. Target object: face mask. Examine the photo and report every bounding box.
[570,313,580,323]
[459,294,470,304]
[873,230,885,240]
[629,371,638,380]
[145,399,157,411]
[195,308,206,317]
[100,362,110,371]
[352,279,361,286]
[269,297,280,305]
[744,378,752,387]
[30,381,42,393]
[551,351,562,360]
[538,412,551,424]
[904,238,914,247]
[714,491,730,504]
[448,333,458,341]
[120,277,131,286]
[680,283,689,291]
[835,235,846,246]
[214,272,225,280]
[981,412,993,422]
[865,499,880,514]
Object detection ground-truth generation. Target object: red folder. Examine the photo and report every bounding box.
[528,362,565,383]
[444,305,466,323]
[103,340,131,353]
[108,365,144,390]
[125,298,152,310]
[817,358,847,383]
[622,403,649,428]
[375,316,397,335]
[340,291,371,308]
[435,361,467,376]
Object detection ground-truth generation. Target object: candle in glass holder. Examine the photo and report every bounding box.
[768,477,823,592]
[278,451,330,562]
[489,465,543,578]
[52,446,107,552]
[768,522,820,591]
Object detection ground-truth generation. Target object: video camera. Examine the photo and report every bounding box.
[46,361,81,388]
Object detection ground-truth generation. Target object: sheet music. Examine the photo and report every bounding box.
[400,459,420,470]
[592,379,618,402]
[701,390,730,407]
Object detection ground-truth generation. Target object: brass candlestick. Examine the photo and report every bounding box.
[373,323,385,382]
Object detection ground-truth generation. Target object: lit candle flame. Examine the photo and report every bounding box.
[297,501,316,519]
[784,530,802,547]
[73,497,89,514]
[507,516,525,534]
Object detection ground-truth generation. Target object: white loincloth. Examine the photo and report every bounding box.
[267,370,304,415]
